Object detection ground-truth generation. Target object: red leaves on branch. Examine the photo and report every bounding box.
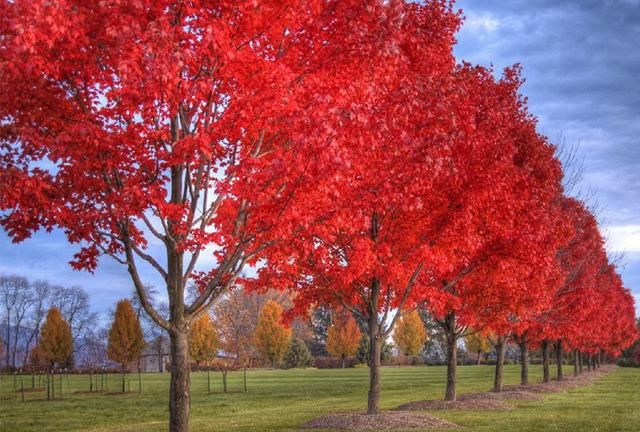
[0,0,636,421]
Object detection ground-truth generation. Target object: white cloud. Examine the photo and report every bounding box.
[604,225,640,253]
[464,13,500,35]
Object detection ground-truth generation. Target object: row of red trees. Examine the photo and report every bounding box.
[1,0,637,430]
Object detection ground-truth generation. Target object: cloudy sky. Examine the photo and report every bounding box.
[454,0,640,310]
[1,0,638,315]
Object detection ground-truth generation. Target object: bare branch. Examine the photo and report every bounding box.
[140,213,166,242]
[122,235,170,330]
[131,242,169,280]
[383,263,423,336]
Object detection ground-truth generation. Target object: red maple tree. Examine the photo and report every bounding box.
[0,0,418,429]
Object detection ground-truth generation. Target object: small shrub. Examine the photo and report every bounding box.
[314,356,358,369]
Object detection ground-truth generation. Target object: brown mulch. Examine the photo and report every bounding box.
[301,412,459,431]
[396,398,512,411]
[502,365,615,394]
[503,383,564,393]
[458,390,542,401]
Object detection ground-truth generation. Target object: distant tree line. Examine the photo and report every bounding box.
[0,274,97,370]
[1,274,615,380]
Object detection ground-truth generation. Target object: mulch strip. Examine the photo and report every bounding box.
[458,390,542,401]
[395,367,615,413]
[396,398,512,411]
[300,411,459,431]
[502,365,615,394]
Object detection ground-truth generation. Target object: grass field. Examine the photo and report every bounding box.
[0,365,638,432]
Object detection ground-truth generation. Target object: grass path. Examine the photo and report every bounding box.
[0,365,638,431]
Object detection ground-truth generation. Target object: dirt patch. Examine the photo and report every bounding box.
[396,398,512,411]
[458,390,542,401]
[301,411,459,431]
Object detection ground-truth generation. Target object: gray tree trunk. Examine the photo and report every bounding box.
[443,312,457,401]
[519,334,529,385]
[542,340,550,383]
[169,327,190,432]
[367,313,382,415]
[494,336,506,392]
[555,340,563,381]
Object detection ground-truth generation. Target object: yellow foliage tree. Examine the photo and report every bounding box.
[465,331,492,364]
[254,300,291,366]
[189,314,219,367]
[39,307,73,368]
[39,307,73,400]
[393,310,427,356]
[326,310,361,367]
[107,299,145,392]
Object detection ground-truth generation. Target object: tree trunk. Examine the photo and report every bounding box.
[555,339,563,381]
[222,370,228,393]
[122,365,126,393]
[243,367,247,393]
[158,343,164,373]
[444,312,457,401]
[4,316,10,369]
[494,336,506,392]
[342,357,346,369]
[519,334,529,386]
[542,339,550,383]
[367,310,382,414]
[169,327,190,432]
[573,349,578,377]
[578,351,583,374]
[477,351,481,365]
[90,371,93,392]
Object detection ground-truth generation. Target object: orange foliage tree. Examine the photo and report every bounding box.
[393,310,428,357]
[107,299,145,392]
[39,307,73,369]
[38,307,73,400]
[326,310,361,368]
[189,314,219,368]
[253,301,291,367]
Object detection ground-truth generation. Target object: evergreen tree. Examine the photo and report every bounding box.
[284,338,313,369]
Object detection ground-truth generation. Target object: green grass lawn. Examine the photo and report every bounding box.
[0,365,638,432]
